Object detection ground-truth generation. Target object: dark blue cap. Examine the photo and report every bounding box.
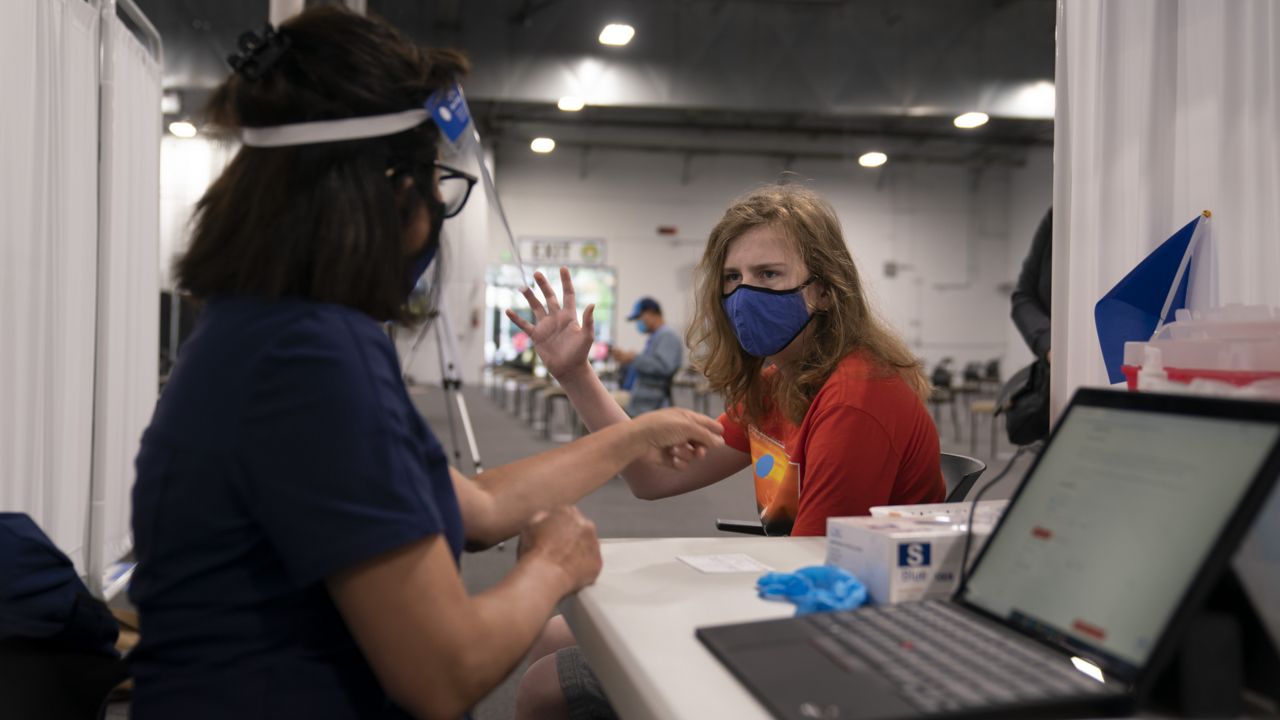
[627,297,662,320]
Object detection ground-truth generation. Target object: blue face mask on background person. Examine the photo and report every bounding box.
[636,319,649,334]
[722,278,815,357]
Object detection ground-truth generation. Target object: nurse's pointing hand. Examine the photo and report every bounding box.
[632,408,725,469]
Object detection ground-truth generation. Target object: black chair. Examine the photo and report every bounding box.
[940,451,986,502]
[714,452,987,535]
[713,518,767,535]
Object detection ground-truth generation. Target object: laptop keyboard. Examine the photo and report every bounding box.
[803,600,1118,714]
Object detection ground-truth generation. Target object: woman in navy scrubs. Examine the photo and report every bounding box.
[127,8,722,719]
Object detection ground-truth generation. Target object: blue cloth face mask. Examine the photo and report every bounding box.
[405,186,446,297]
[721,278,815,357]
[635,319,649,334]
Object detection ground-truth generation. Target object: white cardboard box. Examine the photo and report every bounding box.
[870,499,1008,523]
[826,516,993,604]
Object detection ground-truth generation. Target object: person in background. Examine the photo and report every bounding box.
[1012,207,1053,363]
[126,9,723,719]
[611,297,684,415]
[508,184,943,719]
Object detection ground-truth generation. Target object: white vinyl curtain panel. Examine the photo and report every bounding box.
[90,14,161,585]
[0,0,101,571]
[1052,0,1280,419]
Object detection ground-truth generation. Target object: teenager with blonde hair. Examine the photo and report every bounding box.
[510,183,943,718]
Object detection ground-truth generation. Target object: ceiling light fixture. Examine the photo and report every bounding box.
[530,137,556,154]
[168,121,198,138]
[161,92,181,115]
[954,111,989,129]
[557,96,585,112]
[598,23,635,46]
[858,151,887,168]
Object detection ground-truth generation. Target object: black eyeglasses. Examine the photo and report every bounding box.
[434,161,478,218]
[388,160,478,219]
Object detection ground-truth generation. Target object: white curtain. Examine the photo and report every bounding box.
[0,0,101,571]
[89,13,161,587]
[1052,0,1280,418]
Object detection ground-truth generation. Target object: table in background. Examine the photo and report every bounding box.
[563,536,826,720]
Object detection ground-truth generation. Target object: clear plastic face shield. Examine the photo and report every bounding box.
[424,83,530,288]
[237,81,530,295]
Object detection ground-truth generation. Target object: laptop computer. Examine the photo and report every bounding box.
[697,389,1280,719]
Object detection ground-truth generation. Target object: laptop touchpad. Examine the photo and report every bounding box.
[725,642,916,720]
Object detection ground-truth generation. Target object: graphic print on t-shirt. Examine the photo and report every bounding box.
[748,426,801,536]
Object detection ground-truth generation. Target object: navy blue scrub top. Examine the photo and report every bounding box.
[129,295,464,719]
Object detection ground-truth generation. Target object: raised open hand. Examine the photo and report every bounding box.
[505,268,596,381]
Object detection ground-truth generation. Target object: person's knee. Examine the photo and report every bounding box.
[528,614,577,662]
[515,653,568,720]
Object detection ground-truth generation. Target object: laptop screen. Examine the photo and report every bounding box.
[961,402,1280,671]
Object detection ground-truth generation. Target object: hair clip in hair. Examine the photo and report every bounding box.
[227,24,292,82]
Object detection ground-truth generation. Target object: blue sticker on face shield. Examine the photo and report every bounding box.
[425,83,471,144]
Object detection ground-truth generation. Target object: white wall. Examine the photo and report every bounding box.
[495,145,1053,379]
[154,138,1054,388]
[159,135,236,289]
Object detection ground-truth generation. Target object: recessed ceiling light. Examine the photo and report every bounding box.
[858,151,887,168]
[530,137,556,154]
[954,111,989,129]
[168,121,197,138]
[598,23,635,46]
[557,96,585,112]
[1016,81,1056,118]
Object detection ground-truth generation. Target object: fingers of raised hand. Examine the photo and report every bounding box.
[534,272,561,313]
[559,267,576,310]
[521,285,546,318]
[582,304,595,336]
[505,308,534,334]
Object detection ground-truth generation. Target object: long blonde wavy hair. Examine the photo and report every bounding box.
[686,184,930,427]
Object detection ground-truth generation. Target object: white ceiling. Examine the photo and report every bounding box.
[136,0,1055,162]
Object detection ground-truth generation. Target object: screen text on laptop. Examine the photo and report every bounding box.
[961,405,1279,672]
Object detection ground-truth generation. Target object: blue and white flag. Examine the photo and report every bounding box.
[1095,213,1211,383]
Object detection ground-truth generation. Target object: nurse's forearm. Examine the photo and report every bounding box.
[330,536,575,720]
[547,361,734,501]
[462,420,646,544]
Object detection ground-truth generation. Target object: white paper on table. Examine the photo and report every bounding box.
[676,553,774,574]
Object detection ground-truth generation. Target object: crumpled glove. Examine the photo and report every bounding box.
[756,565,868,616]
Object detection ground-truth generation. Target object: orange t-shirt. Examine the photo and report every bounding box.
[719,352,943,536]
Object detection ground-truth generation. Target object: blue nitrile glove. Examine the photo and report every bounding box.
[757,565,868,616]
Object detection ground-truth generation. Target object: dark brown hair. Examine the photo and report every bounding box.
[687,185,930,427]
[176,6,469,322]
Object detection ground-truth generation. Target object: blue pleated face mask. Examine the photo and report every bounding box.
[405,183,446,297]
[721,278,816,357]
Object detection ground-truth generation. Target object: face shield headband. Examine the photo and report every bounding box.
[236,83,532,289]
[239,108,433,147]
